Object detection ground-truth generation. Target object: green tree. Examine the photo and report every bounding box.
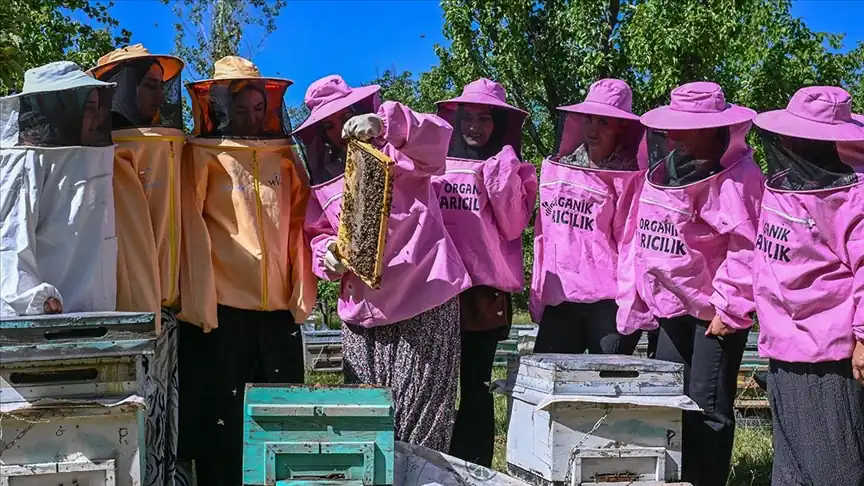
[0,0,131,95]
[164,0,286,80]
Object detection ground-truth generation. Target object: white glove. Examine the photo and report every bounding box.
[323,241,347,274]
[342,114,384,141]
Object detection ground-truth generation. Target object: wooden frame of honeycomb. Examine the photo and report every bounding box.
[335,140,395,289]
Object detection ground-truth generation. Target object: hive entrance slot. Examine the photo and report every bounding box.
[595,472,640,483]
[10,368,99,384]
[44,326,108,340]
[598,370,639,379]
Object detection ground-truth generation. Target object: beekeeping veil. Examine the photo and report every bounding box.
[293,75,381,186]
[552,79,644,171]
[0,61,117,316]
[754,86,864,192]
[187,57,293,139]
[88,44,184,130]
[640,82,757,187]
[436,78,527,161]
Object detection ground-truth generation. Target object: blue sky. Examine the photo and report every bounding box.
[90,0,863,107]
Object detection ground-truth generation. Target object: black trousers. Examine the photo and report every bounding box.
[450,328,501,467]
[534,300,641,355]
[654,315,749,486]
[177,305,305,486]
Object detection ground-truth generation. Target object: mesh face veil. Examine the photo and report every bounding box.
[553,111,643,171]
[299,94,379,186]
[437,103,523,161]
[760,130,862,191]
[187,79,292,139]
[96,58,183,130]
[8,86,114,147]
[646,126,731,187]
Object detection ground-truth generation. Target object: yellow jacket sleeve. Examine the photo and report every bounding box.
[177,145,219,331]
[114,147,163,331]
[286,149,316,323]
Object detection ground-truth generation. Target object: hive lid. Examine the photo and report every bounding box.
[0,312,157,363]
[514,354,685,397]
[519,354,682,372]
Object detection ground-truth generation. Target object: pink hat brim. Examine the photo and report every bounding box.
[293,85,381,137]
[641,104,756,130]
[754,110,864,142]
[437,92,528,116]
[558,101,640,121]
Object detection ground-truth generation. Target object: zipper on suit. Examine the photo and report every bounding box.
[639,197,696,221]
[166,140,178,306]
[252,150,269,310]
[540,179,608,197]
[761,205,815,229]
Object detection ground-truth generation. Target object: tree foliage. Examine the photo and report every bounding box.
[0,0,131,95]
[164,0,286,81]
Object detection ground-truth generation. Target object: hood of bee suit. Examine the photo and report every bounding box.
[553,78,645,171]
[293,75,381,186]
[186,56,294,140]
[88,44,185,130]
[1,61,118,317]
[754,86,864,191]
[436,78,528,160]
[638,82,756,187]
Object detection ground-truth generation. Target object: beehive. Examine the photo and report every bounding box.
[0,312,156,486]
[336,140,395,289]
[505,354,699,486]
[243,384,395,486]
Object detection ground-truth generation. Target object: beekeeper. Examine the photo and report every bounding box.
[177,56,315,486]
[530,79,645,356]
[616,82,764,486]
[299,75,470,453]
[753,86,864,485]
[1,61,116,317]
[430,78,536,467]
[88,43,188,486]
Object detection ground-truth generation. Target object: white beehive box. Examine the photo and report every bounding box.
[0,312,156,486]
[505,354,699,486]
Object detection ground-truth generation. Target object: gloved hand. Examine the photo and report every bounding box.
[323,241,347,275]
[342,114,384,141]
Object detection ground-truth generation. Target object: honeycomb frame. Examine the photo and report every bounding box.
[335,139,395,289]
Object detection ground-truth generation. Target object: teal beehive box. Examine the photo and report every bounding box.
[243,384,395,486]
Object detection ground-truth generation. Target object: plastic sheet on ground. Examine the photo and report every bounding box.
[395,441,532,486]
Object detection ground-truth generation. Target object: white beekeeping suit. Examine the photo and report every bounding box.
[1,61,118,316]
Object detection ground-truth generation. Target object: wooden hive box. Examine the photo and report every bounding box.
[505,354,699,486]
[0,312,156,486]
[336,140,395,289]
[243,384,395,486]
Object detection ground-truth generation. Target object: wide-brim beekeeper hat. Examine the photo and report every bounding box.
[88,44,184,82]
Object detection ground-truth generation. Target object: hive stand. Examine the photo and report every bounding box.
[505,354,698,486]
[0,312,156,486]
[243,385,395,486]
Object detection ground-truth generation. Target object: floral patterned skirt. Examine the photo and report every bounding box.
[341,297,461,453]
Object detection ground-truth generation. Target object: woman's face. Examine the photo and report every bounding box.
[136,63,165,121]
[460,105,495,148]
[229,87,266,136]
[80,89,104,145]
[322,108,354,149]
[668,127,725,160]
[582,114,622,161]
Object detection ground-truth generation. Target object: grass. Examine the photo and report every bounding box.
[307,368,774,486]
